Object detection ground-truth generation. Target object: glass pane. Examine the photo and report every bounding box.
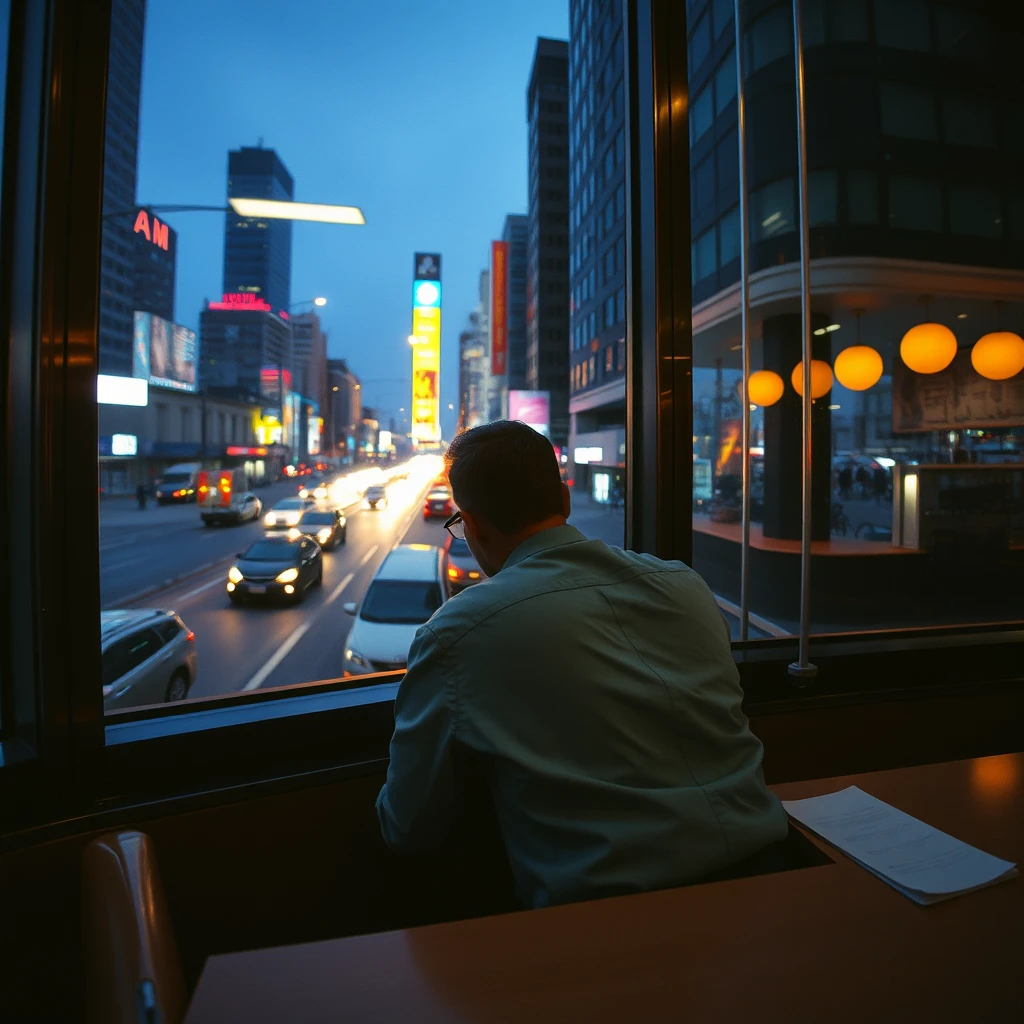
[934,6,990,62]
[941,95,997,149]
[714,49,736,115]
[874,0,931,52]
[689,13,712,72]
[97,2,599,712]
[832,0,869,42]
[879,82,937,141]
[948,185,1003,239]
[808,170,838,226]
[887,175,942,232]
[846,170,879,224]
[745,6,793,75]
[750,178,796,241]
[690,86,714,145]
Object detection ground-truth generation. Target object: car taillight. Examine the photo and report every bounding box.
[199,484,208,494]
[447,565,463,579]
[186,631,195,643]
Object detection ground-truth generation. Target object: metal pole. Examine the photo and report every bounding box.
[735,0,751,643]
[789,0,817,680]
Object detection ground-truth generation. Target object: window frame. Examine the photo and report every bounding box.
[2,0,1022,841]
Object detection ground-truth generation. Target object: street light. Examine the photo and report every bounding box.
[407,335,419,346]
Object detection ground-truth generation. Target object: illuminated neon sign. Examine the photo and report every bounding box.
[208,293,273,312]
[411,252,442,444]
[133,209,170,250]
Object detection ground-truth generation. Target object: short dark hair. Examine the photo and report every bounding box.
[446,421,563,533]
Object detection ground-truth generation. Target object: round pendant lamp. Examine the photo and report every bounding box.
[900,322,957,374]
[970,331,1024,381]
[747,369,785,407]
[833,309,883,391]
[790,359,833,399]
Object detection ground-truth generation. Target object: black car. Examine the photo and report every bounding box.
[227,534,323,604]
[295,508,347,549]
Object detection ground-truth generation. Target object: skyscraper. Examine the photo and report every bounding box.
[526,37,571,448]
[567,0,626,500]
[223,146,294,314]
[132,206,177,323]
[98,0,147,374]
[291,311,327,414]
[502,213,529,392]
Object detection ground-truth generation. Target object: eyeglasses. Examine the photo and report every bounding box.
[444,510,465,540]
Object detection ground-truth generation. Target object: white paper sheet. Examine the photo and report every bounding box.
[782,786,1018,905]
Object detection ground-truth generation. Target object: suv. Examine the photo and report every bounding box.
[101,609,197,711]
[342,544,449,675]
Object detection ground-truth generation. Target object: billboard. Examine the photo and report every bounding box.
[307,416,323,455]
[490,241,508,375]
[411,252,442,443]
[132,311,197,392]
[97,374,148,407]
[508,389,551,437]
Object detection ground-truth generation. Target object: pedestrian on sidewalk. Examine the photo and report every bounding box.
[136,483,146,510]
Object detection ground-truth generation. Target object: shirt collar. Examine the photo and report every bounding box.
[503,524,588,571]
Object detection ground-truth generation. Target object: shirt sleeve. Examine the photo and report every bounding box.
[376,624,459,853]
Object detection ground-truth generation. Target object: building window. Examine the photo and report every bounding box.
[887,175,942,232]
[689,12,712,71]
[750,177,795,241]
[874,0,930,52]
[712,0,733,39]
[948,184,1003,239]
[809,170,838,226]
[880,82,937,141]
[693,154,715,216]
[690,86,713,145]
[617,338,625,373]
[846,170,879,224]
[604,295,615,328]
[714,49,736,115]
[744,5,793,75]
[615,286,626,324]
[719,205,740,266]
[941,95,997,149]
[692,227,717,283]
[716,129,738,207]
[934,5,989,62]
[605,345,614,374]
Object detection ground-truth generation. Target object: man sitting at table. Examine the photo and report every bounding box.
[376,420,789,909]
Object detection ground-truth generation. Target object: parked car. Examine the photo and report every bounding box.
[423,488,454,520]
[342,544,448,675]
[263,496,316,529]
[444,534,483,591]
[363,484,388,510]
[153,462,201,504]
[101,609,196,710]
[198,468,262,526]
[293,508,347,549]
[227,534,323,604]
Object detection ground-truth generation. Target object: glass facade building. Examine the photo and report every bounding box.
[567,0,627,500]
[223,146,295,314]
[526,38,571,448]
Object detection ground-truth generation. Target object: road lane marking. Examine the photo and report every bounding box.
[326,572,354,606]
[177,577,226,603]
[358,544,379,569]
[242,621,312,691]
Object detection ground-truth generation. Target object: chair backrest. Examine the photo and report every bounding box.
[82,830,185,1024]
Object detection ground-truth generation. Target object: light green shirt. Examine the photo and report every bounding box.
[377,525,788,908]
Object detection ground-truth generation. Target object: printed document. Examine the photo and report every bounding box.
[783,786,1018,905]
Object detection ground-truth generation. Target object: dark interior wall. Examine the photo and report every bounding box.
[2,686,1021,1021]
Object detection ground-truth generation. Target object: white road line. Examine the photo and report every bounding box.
[358,543,379,569]
[326,572,355,606]
[242,621,312,691]
[176,577,225,603]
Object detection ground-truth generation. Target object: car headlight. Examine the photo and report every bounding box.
[228,566,244,583]
[345,647,369,669]
[317,528,332,544]
[315,487,327,498]
[276,567,299,584]
[285,512,300,525]
[264,512,277,526]
[286,527,302,540]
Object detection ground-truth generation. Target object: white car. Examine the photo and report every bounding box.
[342,544,449,675]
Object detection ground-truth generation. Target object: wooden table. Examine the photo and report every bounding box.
[185,754,1023,1023]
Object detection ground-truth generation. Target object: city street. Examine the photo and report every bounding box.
[101,469,445,702]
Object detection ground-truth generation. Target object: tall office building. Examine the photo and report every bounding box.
[132,206,177,323]
[526,38,571,448]
[291,311,327,414]
[502,213,530,392]
[98,0,147,374]
[567,0,627,498]
[326,358,361,460]
[223,146,294,313]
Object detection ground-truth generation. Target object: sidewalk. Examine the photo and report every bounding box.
[569,493,625,547]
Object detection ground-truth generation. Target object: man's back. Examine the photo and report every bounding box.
[377,525,788,908]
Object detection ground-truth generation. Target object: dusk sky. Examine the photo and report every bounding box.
[136,0,568,435]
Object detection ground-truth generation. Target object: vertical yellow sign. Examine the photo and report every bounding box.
[411,305,441,441]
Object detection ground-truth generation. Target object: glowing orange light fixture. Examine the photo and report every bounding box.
[790,359,833,399]
[970,331,1024,381]
[834,345,883,391]
[900,322,957,374]
[747,370,785,407]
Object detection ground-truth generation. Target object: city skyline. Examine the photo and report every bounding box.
[135,0,568,428]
